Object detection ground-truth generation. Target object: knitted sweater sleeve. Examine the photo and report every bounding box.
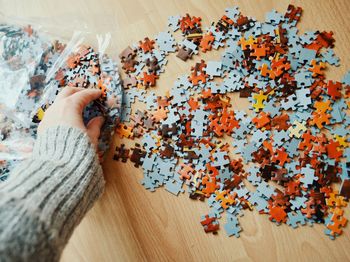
[0,126,105,262]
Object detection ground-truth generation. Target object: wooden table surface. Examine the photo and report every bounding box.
[2,0,350,261]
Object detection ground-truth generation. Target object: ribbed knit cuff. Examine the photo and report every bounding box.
[0,126,106,261]
[4,125,105,213]
[33,126,97,168]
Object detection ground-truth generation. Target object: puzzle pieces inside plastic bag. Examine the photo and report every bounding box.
[0,113,34,180]
[0,19,123,175]
[33,43,123,154]
[0,23,51,127]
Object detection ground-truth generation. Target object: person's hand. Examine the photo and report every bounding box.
[38,87,105,148]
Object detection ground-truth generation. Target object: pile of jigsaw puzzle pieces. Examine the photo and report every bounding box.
[115,4,350,239]
[0,23,122,179]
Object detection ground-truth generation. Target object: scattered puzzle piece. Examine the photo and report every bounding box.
[109,5,350,240]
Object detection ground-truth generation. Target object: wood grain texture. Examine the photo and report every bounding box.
[1,0,350,261]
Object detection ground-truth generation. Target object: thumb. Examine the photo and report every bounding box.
[86,116,105,146]
[71,88,102,112]
[56,86,84,101]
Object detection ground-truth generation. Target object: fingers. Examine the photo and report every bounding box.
[70,88,102,112]
[86,116,105,146]
[56,86,84,101]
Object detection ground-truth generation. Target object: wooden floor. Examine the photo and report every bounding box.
[2,0,350,261]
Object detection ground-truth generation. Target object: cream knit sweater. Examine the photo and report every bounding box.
[0,126,105,261]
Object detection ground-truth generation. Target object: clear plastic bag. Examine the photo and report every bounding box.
[0,113,34,181]
[0,13,123,176]
[0,23,51,127]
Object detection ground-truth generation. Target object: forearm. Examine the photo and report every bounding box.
[0,126,105,261]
